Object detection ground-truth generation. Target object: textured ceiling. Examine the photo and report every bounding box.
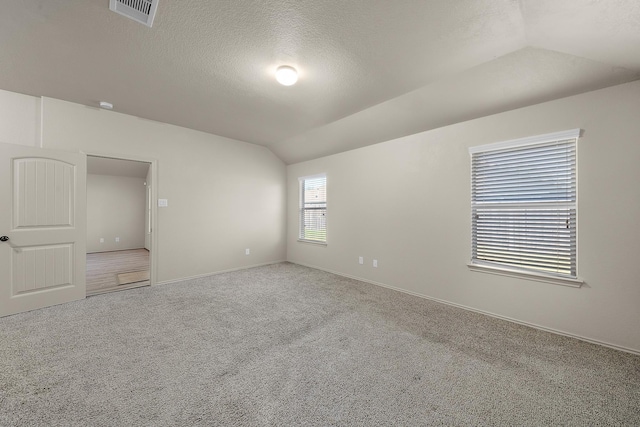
[1,0,639,164]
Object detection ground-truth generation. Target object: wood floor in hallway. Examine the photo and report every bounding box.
[86,249,150,295]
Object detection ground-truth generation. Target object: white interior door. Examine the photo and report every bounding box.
[0,142,86,317]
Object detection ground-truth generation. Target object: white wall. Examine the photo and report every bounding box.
[39,98,286,284]
[87,174,146,253]
[0,89,40,147]
[287,81,640,353]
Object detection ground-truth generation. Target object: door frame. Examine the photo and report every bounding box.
[84,151,158,287]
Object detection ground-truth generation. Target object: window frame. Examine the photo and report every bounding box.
[468,129,583,287]
[298,173,327,245]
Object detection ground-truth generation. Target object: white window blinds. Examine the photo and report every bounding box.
[299,175,327,243]
[470,130,579,278]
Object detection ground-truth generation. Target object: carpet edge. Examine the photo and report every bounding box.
[289,261,640,356]
[154,260,287,286]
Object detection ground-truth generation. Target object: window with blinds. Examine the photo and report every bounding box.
[469,129,579,279]
[299,175,327,243]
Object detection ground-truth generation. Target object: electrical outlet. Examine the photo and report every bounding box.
[373,259,378,268]
[115,237,120,243]
[245,248,250,255]
[100,238,104,243]
[358,256,363,265]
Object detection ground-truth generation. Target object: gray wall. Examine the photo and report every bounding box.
[0,89,40,146]
[287,81,640,353]
[40,97,287,284]
[87,174,146,253]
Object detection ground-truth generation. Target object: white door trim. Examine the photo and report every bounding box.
[84,151,158,287]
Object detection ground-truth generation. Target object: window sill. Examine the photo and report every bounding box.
[297,239,327,246]
[467,262,583,288]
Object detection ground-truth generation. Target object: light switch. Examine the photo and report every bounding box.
[158,199,168,207]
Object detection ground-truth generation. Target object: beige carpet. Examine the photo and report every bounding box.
[1,262,639,426]
[117,270,150,285]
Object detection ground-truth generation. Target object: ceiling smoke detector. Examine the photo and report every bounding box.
[109,0,159,27]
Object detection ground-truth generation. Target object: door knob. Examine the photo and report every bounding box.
[0,236,20,252]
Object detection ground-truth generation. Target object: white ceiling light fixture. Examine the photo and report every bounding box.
[276,66,298,86]
[99,101,114,110]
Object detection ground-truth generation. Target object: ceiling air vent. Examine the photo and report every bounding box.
[109,0,159,27]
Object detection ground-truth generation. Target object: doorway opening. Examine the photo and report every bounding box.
[86,156,153,296]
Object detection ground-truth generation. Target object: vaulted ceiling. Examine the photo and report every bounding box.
[1,0,639,163]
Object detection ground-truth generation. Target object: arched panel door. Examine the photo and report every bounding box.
[0,142,86,316]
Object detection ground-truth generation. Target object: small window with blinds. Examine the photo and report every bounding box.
[299,174,327,243]
[469,129,580,281]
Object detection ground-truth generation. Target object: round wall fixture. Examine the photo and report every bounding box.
[275,66,298,86]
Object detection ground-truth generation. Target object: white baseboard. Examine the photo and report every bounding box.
[156,260,286,286]
[290,261,640,356]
